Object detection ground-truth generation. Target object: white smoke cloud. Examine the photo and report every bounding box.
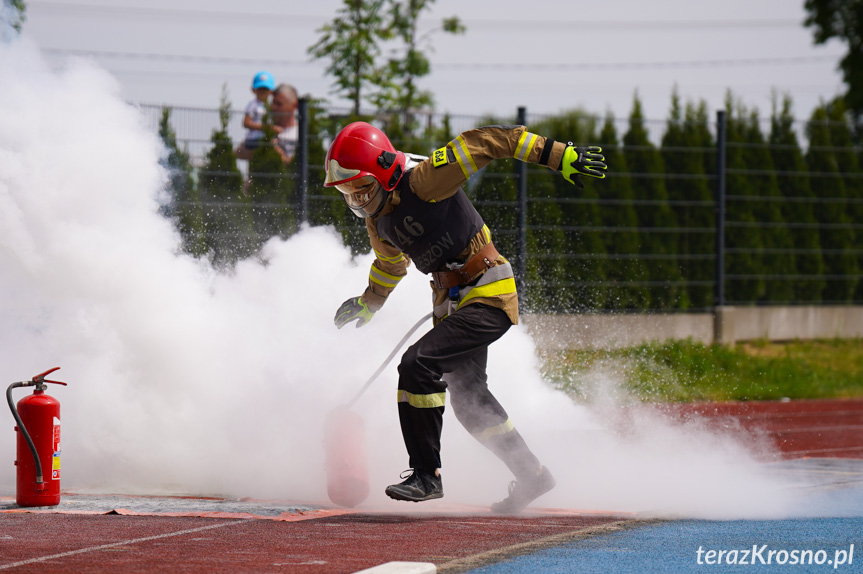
[0,32,809,518]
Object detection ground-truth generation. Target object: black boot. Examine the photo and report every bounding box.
[491,465,555,514]
[385,469,443,502]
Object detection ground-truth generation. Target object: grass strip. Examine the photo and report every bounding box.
[540,338,863,403]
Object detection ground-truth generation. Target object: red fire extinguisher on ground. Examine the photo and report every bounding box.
[324,312,431,507]
[6,367,67,507]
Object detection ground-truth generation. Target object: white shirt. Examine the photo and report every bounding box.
[277,124,299,159]
[244,99,267,141]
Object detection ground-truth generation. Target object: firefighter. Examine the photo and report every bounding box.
[326,122,606,513]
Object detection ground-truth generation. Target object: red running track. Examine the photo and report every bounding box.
[2,398,861,573]
[0,510,632,573]
[659,397,863,459]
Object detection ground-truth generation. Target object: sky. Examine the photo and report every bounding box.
[22,0,847,129]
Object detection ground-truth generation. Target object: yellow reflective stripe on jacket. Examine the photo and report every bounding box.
[398,390,446,408]
[458,277,517,309]
[476,418,514,441]
[449,135,478,179]
[369,266,403,288]
[513,131,538,162]
[374,248,406,264]
[481,224,491,243]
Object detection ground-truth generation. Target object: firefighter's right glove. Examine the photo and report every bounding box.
[561,144,607,188]
[334,296,375,329]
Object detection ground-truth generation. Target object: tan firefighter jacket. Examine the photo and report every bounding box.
[359,125,569,325]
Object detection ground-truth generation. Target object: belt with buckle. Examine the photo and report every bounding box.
[431,242,500,290]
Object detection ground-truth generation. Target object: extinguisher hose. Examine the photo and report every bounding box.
[5,382,43,484]
[347,311,433,408]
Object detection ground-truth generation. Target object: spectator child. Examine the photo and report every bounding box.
[235,71,275,161]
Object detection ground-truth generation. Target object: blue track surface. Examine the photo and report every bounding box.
[472,458,863,573]
[471,518,861,573]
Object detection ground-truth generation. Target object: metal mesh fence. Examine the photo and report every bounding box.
[148,102,863,312]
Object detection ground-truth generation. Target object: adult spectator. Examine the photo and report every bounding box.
[271,83,299,164]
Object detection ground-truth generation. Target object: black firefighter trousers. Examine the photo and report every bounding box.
[396,303,541,480]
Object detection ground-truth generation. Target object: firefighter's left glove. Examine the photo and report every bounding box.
[561,144,607,188]
[334,296,375,329]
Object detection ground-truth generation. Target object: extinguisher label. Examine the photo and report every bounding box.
[52,417,61,480]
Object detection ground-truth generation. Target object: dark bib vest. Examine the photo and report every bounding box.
[376,170,484,274]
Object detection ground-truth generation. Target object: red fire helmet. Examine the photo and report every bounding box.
[324,122,407,192]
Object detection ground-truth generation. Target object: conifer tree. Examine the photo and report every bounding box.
[769,94,825,303]
[158,107,206,257]
[723,94,765,303]
[825,98,862,301]
[743,108,796,303]
[806,100,860,302]
[302,103,345,233]
[529,110,606,310]
[661,92,715,308]
[427,113,455,148]
[623,94,682,309]
[520,173,567,313]
[247,109,297,245]
[599,113,649,309]
[308,112,374,255]
[517,118,567,313]
[470,114,573,312]
[199,87,256,267]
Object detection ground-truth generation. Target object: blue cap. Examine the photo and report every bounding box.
[252,71,274,91]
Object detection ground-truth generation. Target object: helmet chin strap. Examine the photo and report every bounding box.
[369,189,390,217]
[364,187,389,218]
[346,185,390,219]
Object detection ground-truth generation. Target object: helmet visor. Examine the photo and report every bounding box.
[325,158,361,186]
[335,175,385,218]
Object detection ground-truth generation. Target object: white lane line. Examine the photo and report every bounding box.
[353,562,437,574]
[0,519,248,569]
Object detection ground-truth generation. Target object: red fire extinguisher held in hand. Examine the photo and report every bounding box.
[6,367,67,507]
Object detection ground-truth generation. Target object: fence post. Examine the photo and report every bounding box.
[516,106,528,304]
[714,109,728,343]
[296,97,309,226]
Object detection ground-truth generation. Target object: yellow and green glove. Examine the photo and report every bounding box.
[561,144,607,188]
[334,296,375,329]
